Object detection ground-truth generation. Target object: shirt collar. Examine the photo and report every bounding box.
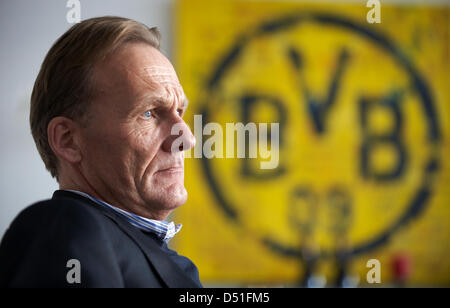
[64,190,182,242]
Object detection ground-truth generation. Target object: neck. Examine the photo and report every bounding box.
[59,164,104,199]
[58,165,171,221]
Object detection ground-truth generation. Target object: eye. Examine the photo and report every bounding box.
[177,109,183,117]
[142,110,153,119]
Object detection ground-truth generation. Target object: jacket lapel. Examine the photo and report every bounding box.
[100,209,200,288]
[53,190,200,288]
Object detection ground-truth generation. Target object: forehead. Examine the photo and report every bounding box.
[93,43,186,109]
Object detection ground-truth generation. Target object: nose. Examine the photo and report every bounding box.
[162,118,195,153]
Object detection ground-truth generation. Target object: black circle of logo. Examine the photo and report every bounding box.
[198,12,441,260]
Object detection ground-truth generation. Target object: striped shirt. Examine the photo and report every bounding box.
[65,190,182,242]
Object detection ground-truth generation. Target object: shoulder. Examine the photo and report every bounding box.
[0,193,124,254]
[8,196,107,237]
[0,196,126,287]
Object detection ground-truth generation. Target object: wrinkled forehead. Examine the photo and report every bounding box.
[143,65,182,90]
[137,65,186,103]
[144,65,178,81]
[92,44,188,110]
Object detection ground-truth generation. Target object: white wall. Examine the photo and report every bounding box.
[0,0,174,238]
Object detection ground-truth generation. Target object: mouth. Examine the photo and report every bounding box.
[155,166,184,174]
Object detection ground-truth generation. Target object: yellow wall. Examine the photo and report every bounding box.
[173,0,450,286]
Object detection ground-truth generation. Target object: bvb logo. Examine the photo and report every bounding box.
[198,13,441,271]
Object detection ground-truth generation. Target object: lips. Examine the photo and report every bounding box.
[155,166,184,174]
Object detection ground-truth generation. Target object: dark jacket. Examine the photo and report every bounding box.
[0,190,202,288]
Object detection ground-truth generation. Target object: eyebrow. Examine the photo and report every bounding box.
[136,93,189,112]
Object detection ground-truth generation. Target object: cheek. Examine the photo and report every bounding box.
[82,124,132,168]
[82,121,163,178]
[123,126,163,170]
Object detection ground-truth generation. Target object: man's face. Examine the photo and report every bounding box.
[78,43,194,219]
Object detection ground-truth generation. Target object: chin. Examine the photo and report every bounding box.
[164,184,188,209]
[144,183,188,212]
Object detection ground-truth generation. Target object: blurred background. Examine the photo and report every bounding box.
[0,0,449,287]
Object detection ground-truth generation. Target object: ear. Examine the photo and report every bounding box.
[47,116,82,164]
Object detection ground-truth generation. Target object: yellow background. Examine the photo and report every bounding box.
[173,0,450,286]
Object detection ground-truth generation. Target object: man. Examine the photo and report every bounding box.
[0,16,201,288]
